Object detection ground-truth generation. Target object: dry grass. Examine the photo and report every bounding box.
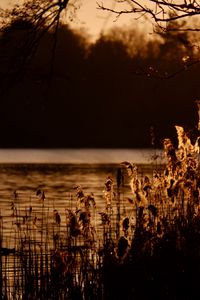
[0,105,200,299]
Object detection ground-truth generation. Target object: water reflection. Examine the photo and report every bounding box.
[0,162,156,299]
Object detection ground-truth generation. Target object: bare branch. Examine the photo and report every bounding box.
[0,0,78,92]
[98,0,200,30]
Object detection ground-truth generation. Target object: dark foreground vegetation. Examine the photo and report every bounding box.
[0,107,200,299]
[103,122,200,299]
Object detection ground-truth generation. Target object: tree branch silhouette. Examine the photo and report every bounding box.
[0,0,77,91]
[98,0,200,31]
[98,1,200,78]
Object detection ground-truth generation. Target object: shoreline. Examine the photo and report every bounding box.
[0,148,165,164]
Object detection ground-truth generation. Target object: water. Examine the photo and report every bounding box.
[0,149,164,299]
[0,148,164,245]
[0,162,156,245]
[0,149,162,239]
[0,148,164,164]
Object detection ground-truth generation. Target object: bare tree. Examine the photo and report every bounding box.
[0,0,80,88]
[1,0,75,28]
[98,0,200,32]
[97,1,200,78]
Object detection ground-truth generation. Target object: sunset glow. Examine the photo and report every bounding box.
[0,0,148,39]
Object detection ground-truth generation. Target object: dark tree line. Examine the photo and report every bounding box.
[0,13,199,148]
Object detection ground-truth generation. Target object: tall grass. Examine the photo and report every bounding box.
[0,104,200,299]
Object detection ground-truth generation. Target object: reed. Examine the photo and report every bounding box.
[0,104,200,299]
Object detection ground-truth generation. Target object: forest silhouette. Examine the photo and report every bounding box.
[0,19,199,148]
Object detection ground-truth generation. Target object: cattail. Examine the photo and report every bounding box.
[76,188,85,200]
[143,176,152,197]
[99,212,110,225]
[66,209,80,237]
[85,193,96,210]
[121,161,137,177]
[36,189,45,201]
[53,209,61,225]
[105,177,113,192]
[74,185,86,210]
[103,176,114,209]
[163,138,177,167]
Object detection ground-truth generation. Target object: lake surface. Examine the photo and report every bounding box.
[0,148,164,164]
[0,149,165,232]
[0,148,165,249]
[0,149,165,299]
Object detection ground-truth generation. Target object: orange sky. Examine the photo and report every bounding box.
[0,0,149,39]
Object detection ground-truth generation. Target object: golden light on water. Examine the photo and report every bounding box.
[0,148,163,164]
[0,117,199,299]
